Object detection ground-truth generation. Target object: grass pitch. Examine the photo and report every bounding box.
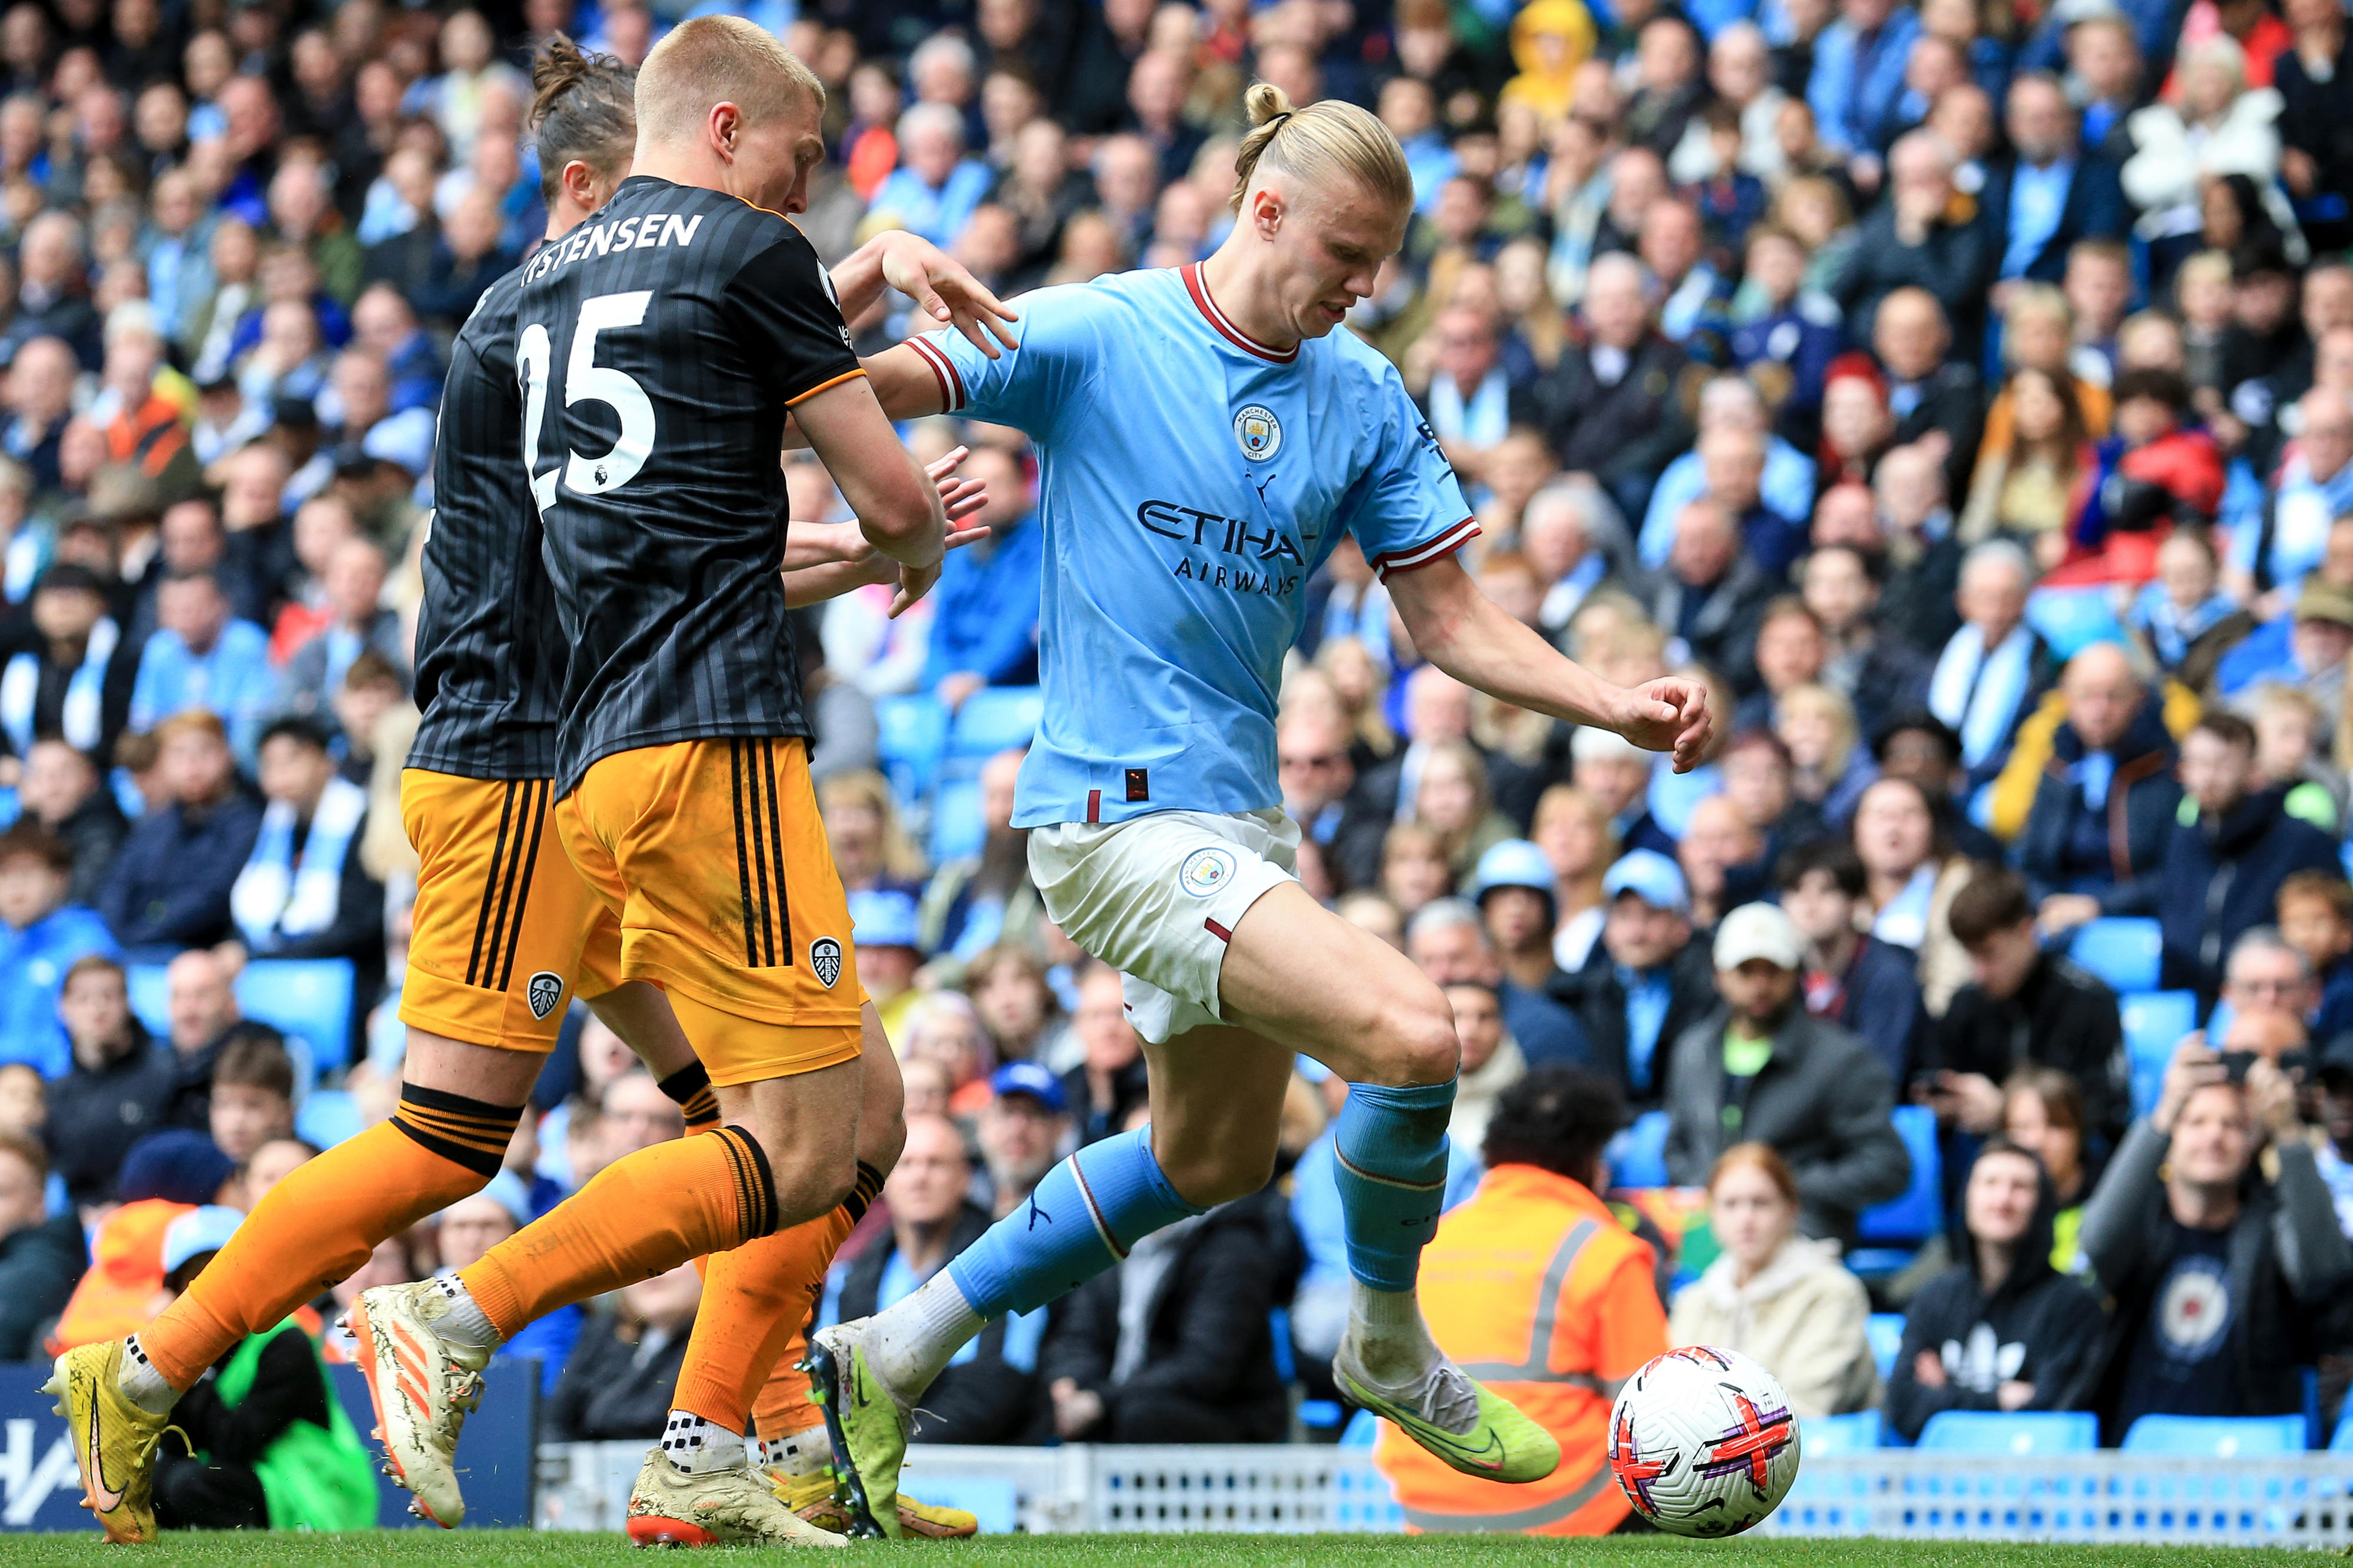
[0,1535,2298,1566]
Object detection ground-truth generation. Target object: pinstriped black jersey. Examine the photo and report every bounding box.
[519,176,862,795]
[408,265,566,780]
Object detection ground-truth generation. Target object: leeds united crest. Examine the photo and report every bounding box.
[811,938,843,988]
[527,971,565,1020]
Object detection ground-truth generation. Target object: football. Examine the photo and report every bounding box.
[1607,1345,1802,1537]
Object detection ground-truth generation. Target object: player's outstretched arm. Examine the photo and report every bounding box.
[780,448,990,608]
[779,345,952,451]
[828,232,1019,361]
[1387,555,1714,772]
[794,373,948,573]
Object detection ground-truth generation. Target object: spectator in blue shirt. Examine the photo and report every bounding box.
[0,820,116,1078]
[129,568,279,762]
[868,104,994,249]
[1984,74,2128,289]
[1807,0,1924,161]
[924,443,1044,710]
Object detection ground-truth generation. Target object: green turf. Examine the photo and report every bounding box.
[0,1534,2301,1565]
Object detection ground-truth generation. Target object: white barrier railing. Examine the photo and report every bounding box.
[535,1441,2353,1547]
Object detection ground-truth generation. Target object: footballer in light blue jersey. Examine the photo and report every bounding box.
[904,262,1477,830]
[810,92,1712,1540]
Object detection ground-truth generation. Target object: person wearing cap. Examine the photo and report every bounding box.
[1557,850,1720,1109]
[148,1205,376,1532]
[2221,578,2353,733]
[849,886,927,1040]
[435,1167,579,1395]
[48,1128,240,1356]
[1469,839,1587,1028]
[1662,902,1911,1245]
[0,560,139,765]
[977,1062,1071,1219]
[128,564,281,762]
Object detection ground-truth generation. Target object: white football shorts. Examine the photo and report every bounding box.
[1026,807,1301,1045]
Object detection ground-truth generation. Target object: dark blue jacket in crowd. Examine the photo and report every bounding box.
[2017,698,2180,914]
[1981,154,2130,285]
[97,795,264,952]
[2156,786,2342,1001]
[923,509,1045,692]
[1824,933,1925,1086]
[1731,294,1844,419]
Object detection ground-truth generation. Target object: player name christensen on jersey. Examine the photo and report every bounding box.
[908,262,1477,831]
[519,176,862,795]
[410,265,566,781]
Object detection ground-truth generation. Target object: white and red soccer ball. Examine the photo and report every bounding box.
[1607,1346,1801,1537]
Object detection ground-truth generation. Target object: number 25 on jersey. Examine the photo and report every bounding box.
[519,290,655,517]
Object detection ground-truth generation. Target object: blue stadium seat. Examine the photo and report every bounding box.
[874,694,949,803]
[1850,1106,1940,1277]
[126,962,170,1040]
[295,1089,362,1149]
[238,959,354,1075]
[2025,587,2125,658]
[948,686,1044,760]
[1917,1411,2099,1454]
[1611,1109,1671,1189]
[2331,1403,2353,1451]
[1866,1313,1905,1380]
[929,777,986,865]
[1340,1409,1382,1448]
[1800,1411,1882,1454]
[2121,989,2199,1116]
[2069,918,2163,993]
[2120,1414,2309,1456]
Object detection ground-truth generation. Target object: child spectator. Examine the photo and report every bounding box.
[205,1030,295,1164]
[2127,530,2251,688]
[2275,870,2353,1043]
[2004,1067,2098,1269]
[0,819,116,1077]
[1776,836,1922,1085]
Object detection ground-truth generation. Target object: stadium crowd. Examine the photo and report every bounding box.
[0,0,2343,1529]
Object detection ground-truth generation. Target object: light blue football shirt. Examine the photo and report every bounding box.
[908,263,1475,829]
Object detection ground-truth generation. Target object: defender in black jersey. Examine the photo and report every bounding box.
[74,32,1000,1551]
[341,21,976,1549]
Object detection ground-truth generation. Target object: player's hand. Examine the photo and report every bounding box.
[1614,675,1712,772]
[926,445,989,525]
[875,231,1021,358]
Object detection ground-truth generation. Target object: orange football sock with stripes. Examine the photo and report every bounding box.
[459,1125,778,1339]
[139,1084,522,1390]
[669,1160,883,1432]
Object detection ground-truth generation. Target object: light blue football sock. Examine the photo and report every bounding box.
[1332,1079,1457,1292]
[948,1125,1204,1318]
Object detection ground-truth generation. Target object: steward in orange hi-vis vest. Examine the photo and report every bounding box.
[1376,1161,1667,1533]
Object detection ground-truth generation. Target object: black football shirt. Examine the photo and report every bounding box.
[517,175,862,794]
[409,264,565,780]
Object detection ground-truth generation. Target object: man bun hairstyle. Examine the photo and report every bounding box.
[1231,82,1413,216]
[636,15,824,149]
[532,34,637,203]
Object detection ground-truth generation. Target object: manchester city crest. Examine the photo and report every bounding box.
[811,937,844,988]
[1234,404,1282,461]
[527,972,565,1020]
